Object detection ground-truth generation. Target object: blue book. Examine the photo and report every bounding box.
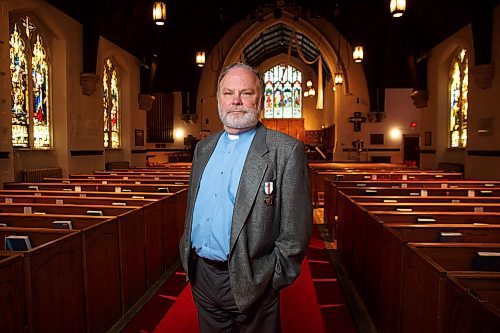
[471,252,500,271]
[5,235,32,251]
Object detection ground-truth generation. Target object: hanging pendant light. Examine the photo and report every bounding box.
[353,45,364,63]
[196,51,206,67]
[304,91,309,97]
[334,73,343,85]
[390,0,406,18]
[153,1,167,26]
[306,79,313,88]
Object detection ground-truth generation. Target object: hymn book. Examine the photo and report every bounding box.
[53,220,73,229]
[5,235,32,251]
[471,252,500,271]
[439,232,464,242]
[86,210,104,216]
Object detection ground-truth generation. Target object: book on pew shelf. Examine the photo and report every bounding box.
[56,199,64,205]
[439,232,464,242]
[435,174,443,178]
[88,176,95,179]
[5,235,32,251]
[363,176,371,179]
[451,199,460,203]
[121,189,132,192]
[23,207,32,214]
[480,190,493,196]
[175,182,183,185]
[53,220,73,230]
[356,183,366,187]
[28,186,39,190]
[112,202,126,206]
[365,189,377,195]
[484,183,494,187]
[62,180,70,184]
[417,217,436,223]
[397,208,413,212]
[132,196,144,199]
[135,181,141,184]
[471,252,500,271]
[410,192,420,196]
[33,212,46,215]
[0,223,7,227]
[5,198,13,204]
[383,199,398,203]
[473,223,490,226]
[86,210,104,216]
[468,190,475,197]
[474,207,484,212]
[158,187,169,193]
[62,188,72,191]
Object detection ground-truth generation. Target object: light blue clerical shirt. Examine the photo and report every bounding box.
[191,128,256,261]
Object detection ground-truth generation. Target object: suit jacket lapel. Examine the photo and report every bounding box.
[190,132,222,197]
[230,123,269,255]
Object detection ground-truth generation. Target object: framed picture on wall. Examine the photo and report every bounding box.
[135,129,144,146]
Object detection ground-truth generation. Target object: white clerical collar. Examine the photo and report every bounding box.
[227,134,239,141]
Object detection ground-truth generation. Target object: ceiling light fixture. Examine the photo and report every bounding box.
[196,51,206,67]
[353,45,364,63]
[390,0,406,18]
[334,73,343,85]
[153,1,167,26]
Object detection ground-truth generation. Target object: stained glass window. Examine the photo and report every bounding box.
[103,58,120,148]
[9,16,51,149]
[449,48,468,148]
[264,64,302,119]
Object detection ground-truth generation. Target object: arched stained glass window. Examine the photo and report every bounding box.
[449,48,468,148]
[103,58,120,148]
[264,64,302,119]
[9,16,51,149]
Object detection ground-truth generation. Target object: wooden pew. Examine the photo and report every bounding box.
[3,181,186,193]
[0,191,184,271]
[1,228,85,333]
[325,182,500,238]
[0,215,119,333]
[402,243,500,332]
[373,224,500,333]
[45,177,190,185]
[443,272,500,332]
[0,253,25,333]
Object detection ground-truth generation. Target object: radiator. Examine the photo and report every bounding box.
[23,168,63,182]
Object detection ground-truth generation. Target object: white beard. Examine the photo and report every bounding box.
[218,105,260,129]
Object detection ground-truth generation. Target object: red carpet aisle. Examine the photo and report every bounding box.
[122,227,357,333]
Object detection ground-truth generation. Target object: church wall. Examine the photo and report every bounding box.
[335,88,419,163]
[0,0,80,180]
[421,5,500,179]
[465,5,500,179]
[0,0,145,182]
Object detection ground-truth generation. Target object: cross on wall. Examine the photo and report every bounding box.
[349,112,366,132]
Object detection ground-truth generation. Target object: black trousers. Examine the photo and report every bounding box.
[190,255,281,333]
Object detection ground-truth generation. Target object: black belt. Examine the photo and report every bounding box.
[191,250,228,271]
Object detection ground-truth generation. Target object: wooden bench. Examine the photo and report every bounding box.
[1,214,119,333]
[0,253,25,333]
[443,272,500,332]
[402,243,500,332]
[1,228,85,333]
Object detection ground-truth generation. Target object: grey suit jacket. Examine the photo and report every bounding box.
[179,122,312,312]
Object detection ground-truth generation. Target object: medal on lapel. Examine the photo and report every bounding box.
[264,181,274,206]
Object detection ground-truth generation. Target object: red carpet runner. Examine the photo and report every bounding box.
[122,227,357,332]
